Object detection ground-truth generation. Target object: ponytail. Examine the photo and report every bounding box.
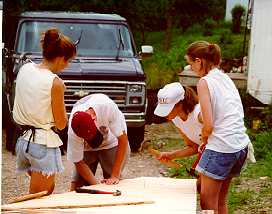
[180,86,198,114]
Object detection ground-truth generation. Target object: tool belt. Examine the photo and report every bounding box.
[17,125,42,153]
[17,125,59,153]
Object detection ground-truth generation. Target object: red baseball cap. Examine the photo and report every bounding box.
[71,111,97,140]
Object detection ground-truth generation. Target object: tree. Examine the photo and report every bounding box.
[231,4,245,33]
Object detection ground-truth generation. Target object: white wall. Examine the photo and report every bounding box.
[247,0,272,104]
[225,0,249,20]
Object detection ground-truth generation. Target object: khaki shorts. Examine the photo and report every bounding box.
[72,146,130,183]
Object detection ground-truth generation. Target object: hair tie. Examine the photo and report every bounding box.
[56,32,62,43]
[208,44,214,51]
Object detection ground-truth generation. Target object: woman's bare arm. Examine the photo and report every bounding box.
[51,77,68,130]
[159,128,199,161]
[197,79,213,145]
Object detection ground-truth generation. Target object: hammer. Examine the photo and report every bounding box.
[149,148,200,178]
[75,187,121,196]
[148,148,183,169]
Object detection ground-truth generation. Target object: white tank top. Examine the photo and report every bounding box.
[202,68,250,153]
[13,62,63,147]
[172,104,202,145]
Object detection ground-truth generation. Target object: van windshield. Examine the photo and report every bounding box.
[16,21,135,58]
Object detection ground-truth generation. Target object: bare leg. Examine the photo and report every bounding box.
[218,177,232,214]
[197,177,201,194]
[200,174,223,214]
[29,171,55,195]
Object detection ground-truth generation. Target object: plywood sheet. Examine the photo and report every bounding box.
[2,177,196,213]
[2,192,153,211]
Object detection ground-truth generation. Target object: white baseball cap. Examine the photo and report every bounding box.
[154,82,185,117]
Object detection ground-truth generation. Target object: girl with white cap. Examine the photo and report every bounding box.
[154,82,202,168]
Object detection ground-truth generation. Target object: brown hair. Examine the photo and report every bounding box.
[40,28,76,61]
[186,41,221,74]
[178,86,198,114]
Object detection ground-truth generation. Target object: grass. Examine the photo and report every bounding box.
[135,23,248,89]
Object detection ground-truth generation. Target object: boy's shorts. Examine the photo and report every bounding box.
[16,138,64,176]
[196,147,248,180]
[72,146,130,183]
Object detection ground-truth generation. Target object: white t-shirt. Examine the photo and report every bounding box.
[172,104,202,145]
[13,62,63,147]
[67,94,127,163]
[202,68,250,153]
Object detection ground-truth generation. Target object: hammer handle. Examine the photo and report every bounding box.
[75,188,112,194]
[11,191,48,203]
[149,148,182,169]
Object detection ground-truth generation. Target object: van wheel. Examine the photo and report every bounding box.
[58,127,68,155]
[128,126,145,152]
[5,114,20,154]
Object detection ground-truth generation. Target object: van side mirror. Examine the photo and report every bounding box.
[139,45,153,58]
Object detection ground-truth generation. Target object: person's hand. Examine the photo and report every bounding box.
[157,152,173,162]
[101,176,120,185]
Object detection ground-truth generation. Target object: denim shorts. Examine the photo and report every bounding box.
[16,138,64,176]
[196,147,248,180]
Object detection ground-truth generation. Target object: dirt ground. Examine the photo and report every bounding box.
[1,123,178,205]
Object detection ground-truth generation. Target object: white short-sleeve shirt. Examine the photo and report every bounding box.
[67,94,127,163]
[172,104,202,145]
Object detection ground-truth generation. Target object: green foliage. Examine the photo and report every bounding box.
[248,131,272,160]
[242,158,272,178]
[185,24,205,35]
[231,4,246,33]
[203,18,217,36]
[260,105,272,130]
[219,29,233,44]
[138,24,245,89]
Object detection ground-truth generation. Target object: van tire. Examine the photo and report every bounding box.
[5,114,19,154]
[128,126,145,152]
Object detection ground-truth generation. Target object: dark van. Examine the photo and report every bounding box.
[4,11,153,152]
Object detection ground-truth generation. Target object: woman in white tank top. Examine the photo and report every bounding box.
[13,28,76,195]
[186,41,250,214]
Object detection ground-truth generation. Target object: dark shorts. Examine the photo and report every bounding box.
[196,147,248,180]
[16,138,64,176]
[72,146,130,183]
